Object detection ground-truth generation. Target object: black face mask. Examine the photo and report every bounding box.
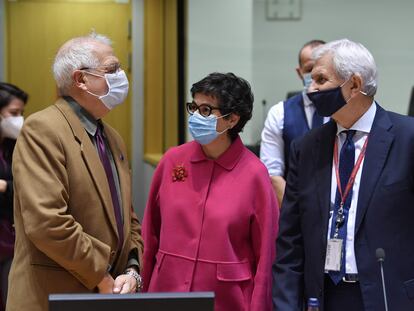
[307,83,348,117]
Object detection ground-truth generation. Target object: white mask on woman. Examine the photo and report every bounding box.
[1,116,24,139]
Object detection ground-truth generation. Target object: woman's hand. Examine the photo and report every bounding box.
[0,179,7,193]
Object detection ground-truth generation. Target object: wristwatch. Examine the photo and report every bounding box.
[125,267,143,292]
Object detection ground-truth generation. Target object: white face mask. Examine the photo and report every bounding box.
[1,116,24,140]
[85,69,129,110]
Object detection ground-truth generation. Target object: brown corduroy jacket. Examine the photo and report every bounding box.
[7,98,143,311]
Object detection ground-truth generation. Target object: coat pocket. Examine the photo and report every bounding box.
[155,252,166,271]
[30,262,65,271]
[216,261,252,282]
[31,263,66,271]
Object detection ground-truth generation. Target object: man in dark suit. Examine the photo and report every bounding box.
[273,38,414,311]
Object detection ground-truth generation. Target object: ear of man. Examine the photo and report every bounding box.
[350,74,363,95]
[73,70,88,91]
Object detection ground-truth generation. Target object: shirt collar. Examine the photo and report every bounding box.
[64,96,99,136]
[302,91,313,107]
[190,135,245,171]
[336,100,377,135]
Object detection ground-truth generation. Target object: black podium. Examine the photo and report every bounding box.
[49,292,214,311]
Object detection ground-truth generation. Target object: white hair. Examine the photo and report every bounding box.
[313,39,378,96]
[52,32,112,95]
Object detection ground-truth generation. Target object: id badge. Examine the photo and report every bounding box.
[324,238,343,271]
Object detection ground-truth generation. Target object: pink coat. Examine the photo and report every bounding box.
[142,137,279,311]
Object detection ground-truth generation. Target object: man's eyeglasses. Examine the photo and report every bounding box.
[186,102,221,117]
[80,63,121,74]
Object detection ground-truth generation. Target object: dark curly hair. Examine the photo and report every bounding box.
[190,72,253,140]
[0,82,28,111]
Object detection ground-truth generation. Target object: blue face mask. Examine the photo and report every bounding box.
[302,73,312,90]
[307,79,368,117]
[188,112,230,145]
[307,80,354,117]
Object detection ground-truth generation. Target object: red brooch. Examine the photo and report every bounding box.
[172,164,188,182]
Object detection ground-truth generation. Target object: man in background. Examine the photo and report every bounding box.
[260,39,326,205]
[7,33,143,311]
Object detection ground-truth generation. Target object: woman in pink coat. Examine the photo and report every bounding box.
[142,72,279,311]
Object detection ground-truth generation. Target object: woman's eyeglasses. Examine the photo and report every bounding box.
[186,102,221,117]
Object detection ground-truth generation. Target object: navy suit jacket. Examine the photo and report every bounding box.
[283,93,309,179]
[273,104,414,311]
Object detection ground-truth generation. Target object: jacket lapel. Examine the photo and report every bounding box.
[355,105,394,234]
[54,99,119,239]
[314,121,337,242]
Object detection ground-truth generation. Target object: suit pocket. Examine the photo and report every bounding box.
[31,263,65,271]
[382,180,412,193]
[31,263,89,294]
[216,261,252,282]
[404,279,414,300]
[155,252,166,271]
[31,256,65,271]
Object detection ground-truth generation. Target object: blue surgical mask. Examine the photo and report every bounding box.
[188,112,230,145]
[302,73,312,90]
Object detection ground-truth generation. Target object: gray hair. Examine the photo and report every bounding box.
[52,32,112,95]
[313,39,378,96]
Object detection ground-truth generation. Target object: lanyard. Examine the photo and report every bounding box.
[332,133,368,237]
[333,133,369,209]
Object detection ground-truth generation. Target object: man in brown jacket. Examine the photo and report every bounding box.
[6,33,144,311]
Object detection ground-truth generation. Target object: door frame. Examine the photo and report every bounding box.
[131,0,146,217]
[0,0,6,81]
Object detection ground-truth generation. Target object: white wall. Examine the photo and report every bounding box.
[187,0,255,144]
[251,0,414,142]
[188,0,414,145]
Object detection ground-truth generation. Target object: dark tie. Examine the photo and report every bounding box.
[329,130,356,284]
[95,122,124,249]
[311,110,323,129]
